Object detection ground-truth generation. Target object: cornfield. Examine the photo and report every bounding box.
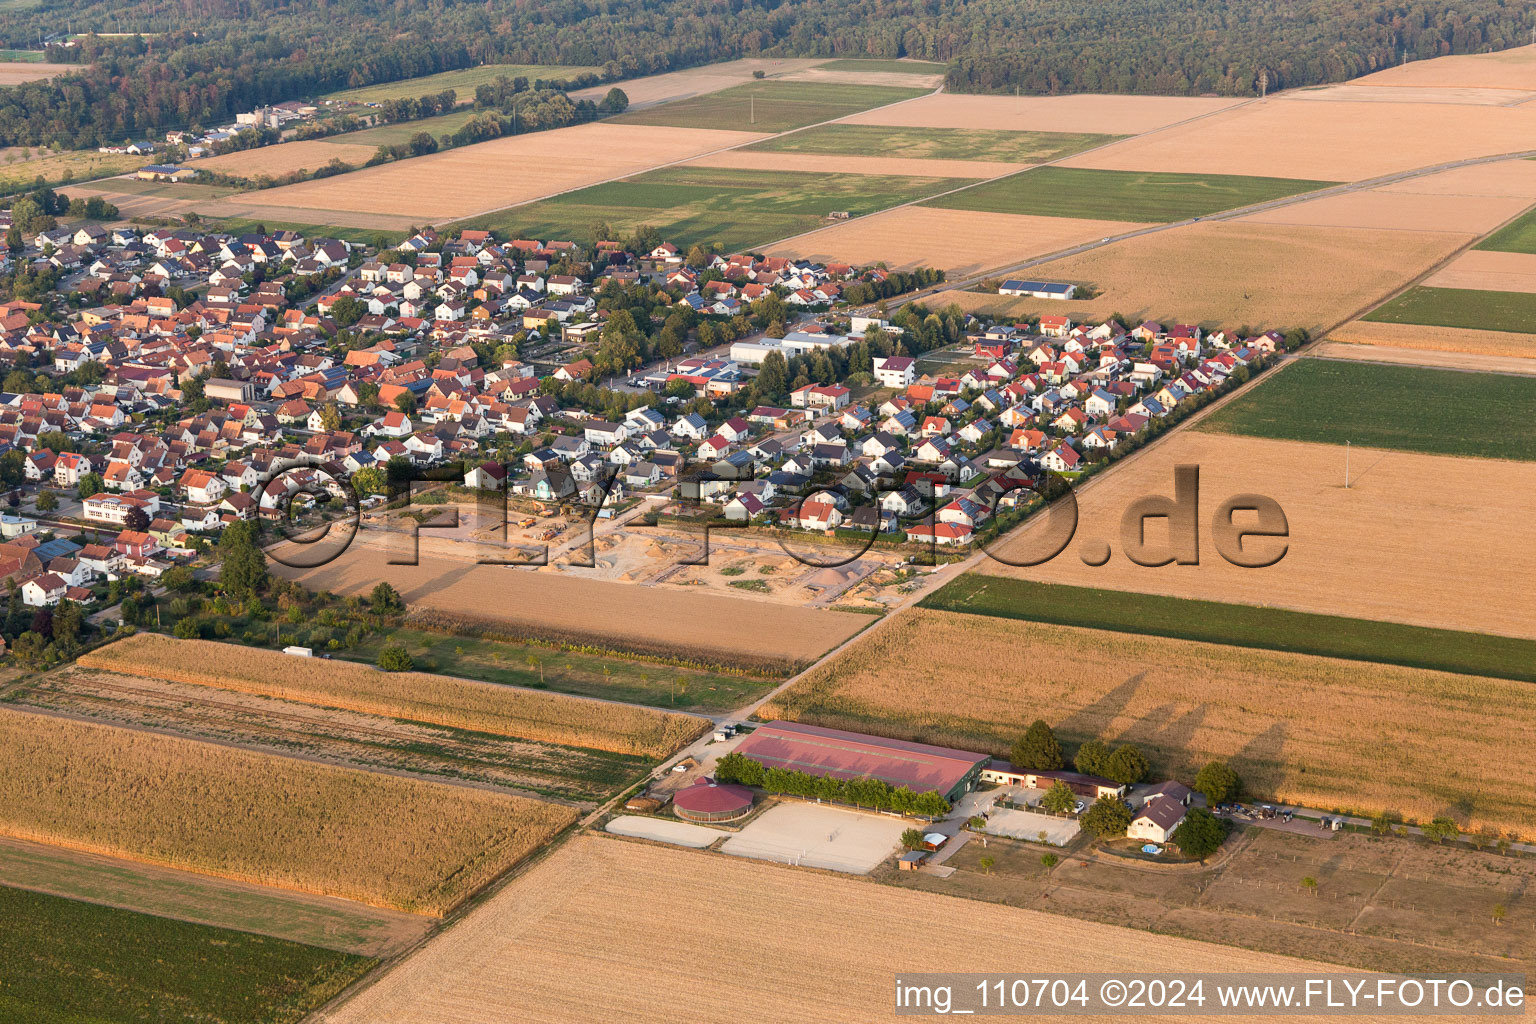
[0,707,576,915]
[762,608,1536,838]
[80,634,707,759]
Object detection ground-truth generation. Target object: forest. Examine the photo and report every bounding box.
[0,0,1528,146]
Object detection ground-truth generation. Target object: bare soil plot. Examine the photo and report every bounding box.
[569,58,823,110]
[1351,43,1536,90]
[79,633,703,760]
[686,148,1024,179]
[1062,98,1536,180]
[194,140,380,178]
[719,802,908,874]
[1329,318,1536,358]
[1312,340,1536,373]
[966,220,1471,332]
[1240,189,1531,234]
[325,834,1363,1024]
[271,535,867,673]
[768,206,1136,277]
[604,816,722,848]
[0,61,69,85]
[1424,249,1536,292]
[229,123,766,222]
[839,92,1242,135]
[0,835,430,957]
[11,667,646,802]
[0,707,575,914]
[977,431,1536,640]
[762,608,1536,835]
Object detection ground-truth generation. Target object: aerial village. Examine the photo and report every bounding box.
[0,214,1292,625]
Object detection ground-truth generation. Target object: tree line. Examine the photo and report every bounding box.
[714,750,952,817]
[0,0,1526,146]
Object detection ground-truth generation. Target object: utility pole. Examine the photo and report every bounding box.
[750,95,755,125]
[1258,68,1268,101]
[1344,440,1351,489]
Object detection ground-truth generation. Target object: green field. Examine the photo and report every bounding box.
[0,49,46,62]
[458,165,975,251]
[746,124,1118,163]
[922,576,1536,683]
[925,166,1335,222]
[1475,205,1536,254]
[0,838,418,956]
[326,63,602,105]
[89,176,242,200]
[816,58,948,73]
[1199,357,1536,461]
[201,218,391,246]
[612,80,929,133]
[0,885,373,1024]
[0,148,141,196]
[1361,285,1536,335]
[348,627,775,712]
[328,108,478,148]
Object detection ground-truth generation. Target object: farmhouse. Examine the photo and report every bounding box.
[979,762,1127,800]
[733,721,991,803]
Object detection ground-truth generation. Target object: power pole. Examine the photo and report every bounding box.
[1344,440,1351,489]
[1258,68,1268,101]
[750,95,755,125]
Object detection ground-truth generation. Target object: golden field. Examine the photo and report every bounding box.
[194,140,382,178]
[1238,188,1531,234]
[769,205,1136,276]
[838,92,1242,135]
[0,707,575,914]
[322,834,1384,1024]
[1061,96,1536,180]
[79,634,705,759]
[569,57,822,109]
[272,542,868,673]
[227,122,766,222]
[979,431,1536,640]
[0,61,69,85]
[762,609,1536,834]
[1424,249,1536,293]
[1351,42,1536,90]
[936,221,1471,333]
[1328,319,1536,359]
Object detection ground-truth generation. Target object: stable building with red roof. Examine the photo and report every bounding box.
[733,721,990,802]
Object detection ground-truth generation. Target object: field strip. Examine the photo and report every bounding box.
[444,85,944,226]
[1312,340,1536,373]
[0,834,432,957]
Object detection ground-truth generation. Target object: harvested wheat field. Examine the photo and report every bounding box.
[781,66,944,89]
[230,123,767,222]
[1285,84,1535,106]
[1329,318,1536,359]
[979,431,1536,640]
[1240,188,1531,234]
[0,61,69,85]
[1425,249,1536,292]
[1352,43,1536,91]
[838,92,1240,135]
[686,148,1024,179]
[0,707,575,914]
[768,206,1136,276]
[1375,159,1536,199]
[1062,98,1536,180]
[194,140,381,178]
[1312,341,1536,374]
[323,834,1384,1024]
[986,221,1471,332]
[271,541,866,673]
[762,609,1536,835]
[192,199,420,233]
[569,57,822,110]
[79,634,704,759]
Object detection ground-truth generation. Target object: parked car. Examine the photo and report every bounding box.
[1073,800,1086,814]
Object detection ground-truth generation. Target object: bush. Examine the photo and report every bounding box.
[1171,807,1228,860]
[1194,760,1240,804]
[900,827,924,851]
[1040,852,1059,868]
[376,644,414,672]
[1079,797,1132,839]
[1011,719,1062,771]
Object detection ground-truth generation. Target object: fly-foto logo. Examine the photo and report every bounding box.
[974,465,1289,570]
